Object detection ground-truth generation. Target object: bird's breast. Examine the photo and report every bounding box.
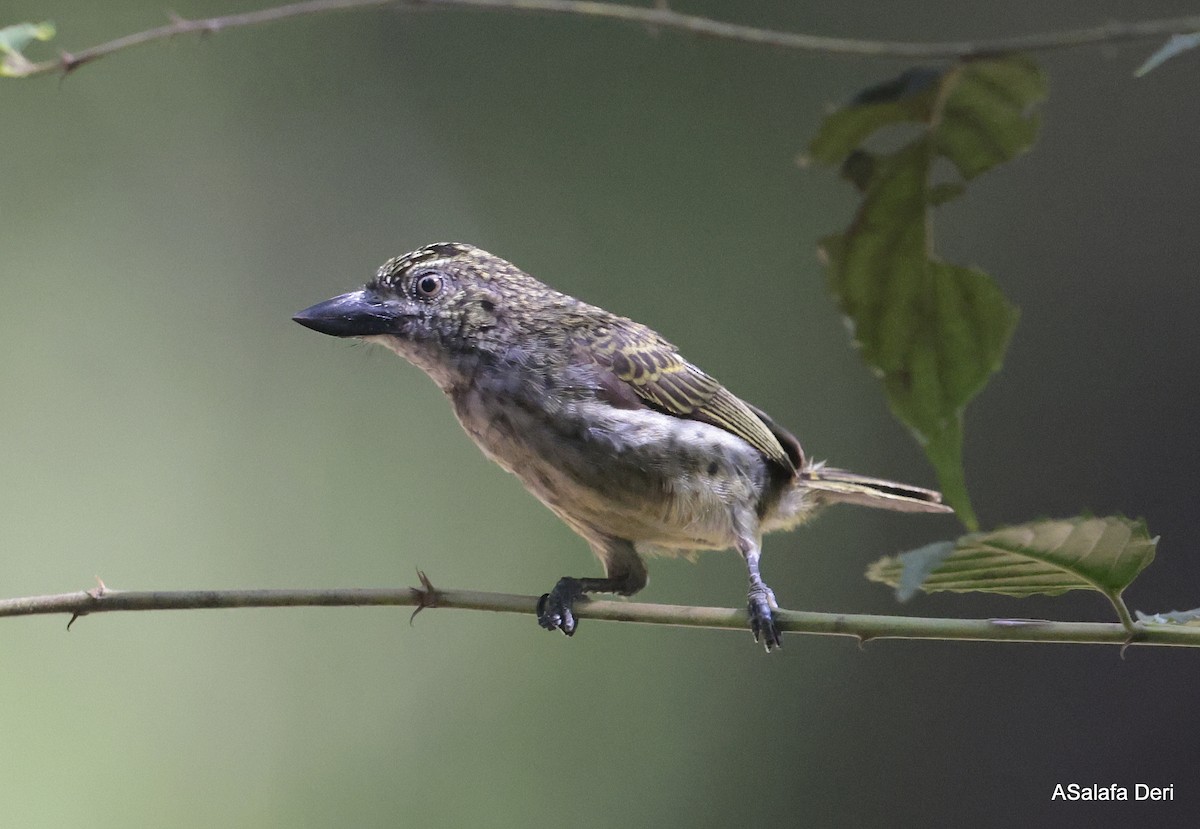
[448,378,776,551]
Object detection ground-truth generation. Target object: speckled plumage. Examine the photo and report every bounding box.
[294,243,952,650]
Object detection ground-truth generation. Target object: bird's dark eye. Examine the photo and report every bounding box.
[414,273,444,299]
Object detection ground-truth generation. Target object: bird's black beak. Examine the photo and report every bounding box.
[293,290,398,338]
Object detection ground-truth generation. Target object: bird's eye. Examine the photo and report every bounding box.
[414,273,444,299]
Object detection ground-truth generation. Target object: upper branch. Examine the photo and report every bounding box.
[10,0,1200,78]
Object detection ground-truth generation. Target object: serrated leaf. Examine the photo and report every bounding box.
[819,149,1019,527]
[867,517,1157,623]
[1135,608,1200,626]
[811,56,1042,529]
[935,57,1046,180]
[1135,32,1200,78]
[0,20,55,77]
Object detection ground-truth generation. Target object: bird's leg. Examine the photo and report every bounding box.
[737,535,782,651]
[537,539,647,637]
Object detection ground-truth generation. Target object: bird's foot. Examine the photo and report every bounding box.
[537,577,585,636]
[748,583,782,652]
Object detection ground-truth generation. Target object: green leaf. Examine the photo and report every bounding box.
[935,57,1046,180]
[867,516,1157,626]
[811,56,1043,528]
[1135,608,1200,626]
[1135,32,1200,78]
[0,20,55,77]
[808,68,941,165]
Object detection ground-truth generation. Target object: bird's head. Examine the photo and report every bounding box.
[294,242,575,386]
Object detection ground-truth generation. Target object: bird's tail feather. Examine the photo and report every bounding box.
[801,465,953,514]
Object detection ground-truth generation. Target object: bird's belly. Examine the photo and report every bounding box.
[452,392,769,551]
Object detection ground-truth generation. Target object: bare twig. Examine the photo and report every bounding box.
[3,580,1199,648]
[9,0,1200,78]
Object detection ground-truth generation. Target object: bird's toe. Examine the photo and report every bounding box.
[747,586,782,652]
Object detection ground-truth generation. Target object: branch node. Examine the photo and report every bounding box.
[409,569,438,624]
[68,578,111,630]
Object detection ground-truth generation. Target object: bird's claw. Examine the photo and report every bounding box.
[537,577,584,636]
[536,592,576,635]
[748,584,782,652]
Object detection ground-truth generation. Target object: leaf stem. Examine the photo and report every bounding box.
[1107,592,1139,634]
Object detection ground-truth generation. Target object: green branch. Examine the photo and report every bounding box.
[7,0,1200,78]
[3,580,1198,648]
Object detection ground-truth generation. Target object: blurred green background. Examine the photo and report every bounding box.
[4,1,1199,826]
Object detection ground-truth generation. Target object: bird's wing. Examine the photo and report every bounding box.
[580,320,798,475]
[744,401,806,472]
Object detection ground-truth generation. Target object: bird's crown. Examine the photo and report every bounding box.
[371,242,542,294]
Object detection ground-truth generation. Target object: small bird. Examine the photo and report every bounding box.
[294,243,952,650]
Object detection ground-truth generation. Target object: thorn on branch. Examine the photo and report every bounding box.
[1119,629,1144,660]
[409,569,438,624]
[67,578,108,630]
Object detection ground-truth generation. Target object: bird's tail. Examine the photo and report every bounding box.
[801,464,953,514]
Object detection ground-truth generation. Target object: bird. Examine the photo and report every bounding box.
[293,242,952,650]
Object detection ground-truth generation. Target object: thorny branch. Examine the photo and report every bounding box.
[8,0,1200,78]
[3,576,1199,649]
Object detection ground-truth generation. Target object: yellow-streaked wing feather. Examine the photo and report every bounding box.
[584,321,797,474]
